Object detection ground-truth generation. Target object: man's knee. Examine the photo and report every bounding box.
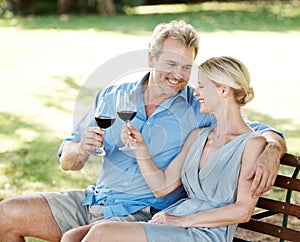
[0,197,19,222]
[0,195,50,229]
[0,195,62,241]
[0,197,22,235]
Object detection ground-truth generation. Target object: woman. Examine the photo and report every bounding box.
[63,56,266,242]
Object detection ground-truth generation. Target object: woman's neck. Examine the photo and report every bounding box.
[213,106,252,138]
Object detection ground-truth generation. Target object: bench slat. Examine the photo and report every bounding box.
[257,197,300,218]
[274,175,300,191]
[238,219,300,241]
[280,153,300,168]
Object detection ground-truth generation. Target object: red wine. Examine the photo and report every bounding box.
[95,116,116,129]
[117,111,137,121]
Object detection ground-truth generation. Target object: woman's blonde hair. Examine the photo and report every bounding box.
[199,56,254,106]
[149,20,199,60]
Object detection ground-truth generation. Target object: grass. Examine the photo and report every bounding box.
[0,1,300,241]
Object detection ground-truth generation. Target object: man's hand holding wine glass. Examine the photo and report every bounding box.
[79,127,106,157]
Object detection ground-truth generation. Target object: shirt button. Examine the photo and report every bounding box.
[147,121,150,125]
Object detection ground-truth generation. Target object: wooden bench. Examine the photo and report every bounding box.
[233,153,300,242]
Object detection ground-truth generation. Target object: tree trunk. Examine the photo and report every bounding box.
[58,0,70,14]
[97,0,115,15]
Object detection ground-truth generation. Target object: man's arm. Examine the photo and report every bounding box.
[58,88,109,171]
[60,141,88,171]
[60,127,104,171]
[247,130,287,198]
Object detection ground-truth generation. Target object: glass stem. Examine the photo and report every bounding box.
[126,120,131,147]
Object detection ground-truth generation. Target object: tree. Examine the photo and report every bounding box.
[97,0,115,15]
[58,0,70,14]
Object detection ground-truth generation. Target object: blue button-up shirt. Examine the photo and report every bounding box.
[58,73,283,219]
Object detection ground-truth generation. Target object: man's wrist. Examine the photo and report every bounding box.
[75,142,89,164]
[266,141,283,155]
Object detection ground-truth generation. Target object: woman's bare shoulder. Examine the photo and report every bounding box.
[243,134,267,161]
[182,128,202,149]
[247,134,267,147]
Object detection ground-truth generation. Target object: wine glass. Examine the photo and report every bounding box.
[94,97,116,156]
[116,89,138,151]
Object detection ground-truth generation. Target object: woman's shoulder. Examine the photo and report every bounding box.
[243,134,267,160]
[184,127,211,145]
[247,133,267,147]
[183,128,203,147]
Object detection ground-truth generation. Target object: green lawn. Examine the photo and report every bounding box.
[0,2,300,241]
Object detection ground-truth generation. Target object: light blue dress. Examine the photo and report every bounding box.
[141,126,255,242]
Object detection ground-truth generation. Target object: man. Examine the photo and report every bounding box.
[0,20,286,241]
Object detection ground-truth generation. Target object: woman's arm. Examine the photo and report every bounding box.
[124,126,200,198]
[247,131,287,197]
[244,116,287,197]
[151,135,267,228]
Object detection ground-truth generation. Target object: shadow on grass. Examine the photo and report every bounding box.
[0,112,93,200]
[2,2,300,33]
[32,75,81,113]
[0,112,42,136]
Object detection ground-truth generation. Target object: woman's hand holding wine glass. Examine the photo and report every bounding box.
[120,125,147,149]
[116,89,138,151]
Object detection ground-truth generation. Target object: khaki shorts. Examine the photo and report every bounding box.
[41,189,155,233]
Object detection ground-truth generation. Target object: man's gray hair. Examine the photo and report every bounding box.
[149,20,200,60]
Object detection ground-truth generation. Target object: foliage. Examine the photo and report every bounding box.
[0,0,145,15]
[1,1,300,33]
[1,0,299,16]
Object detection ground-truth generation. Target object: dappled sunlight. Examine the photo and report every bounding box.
[0,131,93,199]
[127,1,300,17]
[125,4,191,15]
[0,113,42,152]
